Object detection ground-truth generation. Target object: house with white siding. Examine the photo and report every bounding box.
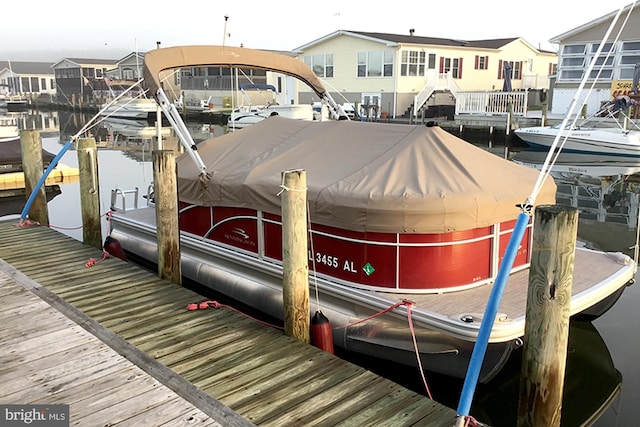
[0,61,56,97]
[549,3,640,116]
[293,30,557,119]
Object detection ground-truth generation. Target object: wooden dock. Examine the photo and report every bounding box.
[0,219,458,426]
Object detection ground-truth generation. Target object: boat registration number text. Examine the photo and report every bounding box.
[309,251,358,273]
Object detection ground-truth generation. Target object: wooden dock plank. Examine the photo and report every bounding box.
[0,267,240,427]
[0,348,125,401]
[0,219,458,426]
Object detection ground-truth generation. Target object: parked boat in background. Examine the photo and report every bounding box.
[226,83,320,131]
[514,96,640,157]
[4,95,28,112]
[99,97,158,120]
[107,45,636,383]
[0,116,20,143]
[102,117,170,140]
[227,103,317,131]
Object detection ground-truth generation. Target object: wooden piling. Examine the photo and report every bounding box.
[281,169,310,343]
[77,138,102,249]
[506,103,514,135]
[541,103,548,127]
[517,205,578,427]
[20,130,49,225]
[153,150,181,285]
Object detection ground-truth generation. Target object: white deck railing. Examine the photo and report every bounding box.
[455,91,529,116]
[413,73,461,116]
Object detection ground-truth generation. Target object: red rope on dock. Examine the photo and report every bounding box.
[13,219,40,228]
[187,298,436,399]
[85,251,109,267]
[186,300,284,330]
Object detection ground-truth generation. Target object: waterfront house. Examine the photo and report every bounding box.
[550,3,640,116]
[0,61,56,98]
[292,30,557,119]
[51,58,118,104]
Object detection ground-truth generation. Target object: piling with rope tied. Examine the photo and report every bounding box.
[77,137,102,250]
[280,169,310,343]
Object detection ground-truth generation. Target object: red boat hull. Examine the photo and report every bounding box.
[179,204,531,293]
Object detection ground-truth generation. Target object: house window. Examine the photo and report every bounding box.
[474,55,489,70]
[122,68,135,80]
[428,53,436,69]
[357,51,394,77]
[619,41,640,80]
[82,68,96,79]
[304,54,334,78]
[440,57,463,78]
[40,78,47,91]
[558,42,618,82]
[401,50,426,76]
[498,60,522,79]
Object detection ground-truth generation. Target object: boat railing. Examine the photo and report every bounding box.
[110,187,140,212]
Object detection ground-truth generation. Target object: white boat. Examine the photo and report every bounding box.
[226,83,323,131]
[102,117,170,140]
[99,97,158,120]
[107,45,636,382]
[514,96,640,157]
[0,115,19,143]
[227,103,317,131]
[514,125,640,157]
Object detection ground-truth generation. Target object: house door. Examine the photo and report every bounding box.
[361,93,381,120]
[426,52,438,82]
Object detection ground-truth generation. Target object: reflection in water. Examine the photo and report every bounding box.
[513,148,640,229]
[0,185,62,217]
[54,110,225,163]
[340,320,620,427]
[472,321,621,427]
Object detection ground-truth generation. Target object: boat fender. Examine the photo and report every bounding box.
[310,310,334,354]
[103,235,127,261]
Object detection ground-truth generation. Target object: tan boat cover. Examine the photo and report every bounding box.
[143,45,328,99]
[176,117,556,234]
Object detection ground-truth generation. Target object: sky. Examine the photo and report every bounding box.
[2,1,634,61]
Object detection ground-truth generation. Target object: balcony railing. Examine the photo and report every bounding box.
[455,91,528,116]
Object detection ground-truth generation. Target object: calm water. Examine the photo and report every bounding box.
[2,110,639,426]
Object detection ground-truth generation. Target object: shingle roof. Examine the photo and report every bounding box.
[64,58,119,65]
[347,31,519,49]
[0,61,54,74]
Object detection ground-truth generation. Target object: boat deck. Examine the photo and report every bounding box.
[0,219,458,426]
[379,247,631,320]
